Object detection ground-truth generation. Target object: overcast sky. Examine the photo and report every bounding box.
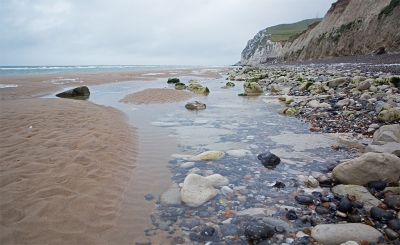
[1,0,336,66]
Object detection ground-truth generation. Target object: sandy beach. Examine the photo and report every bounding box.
[0,67,232,244]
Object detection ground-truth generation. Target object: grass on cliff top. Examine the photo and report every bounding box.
[265,18,322,42]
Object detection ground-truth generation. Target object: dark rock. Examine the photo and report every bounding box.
[370,206,394,223]
[368,180,387,191]
[244,222,274,244]
[273,181,285,188]
[285,210,298,220]
[388,219,400,231]
[167,78,180,84]
[385,228,400,240]
[338,197,352,213]
[295,195,314,205]
[257,152,280,169]
[144,194,154,201]
[185,101,206,110]
[384,195,400,210]
[352,201,364,209]
[56,86,90,98]
[348,215,362,223]
[220,223,237,236]
[315,206,330,215]
[274,226,286,233]
[181,219,200,230]
[199,226,219,242]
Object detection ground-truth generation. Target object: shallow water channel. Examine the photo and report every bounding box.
[50,76,356,243]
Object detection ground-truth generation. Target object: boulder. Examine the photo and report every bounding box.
[243,81,263,94]
[167,78,180,84]
[365,142,400,156]
[311,224,381,245]
[205,174,229,187]
[244,222,274,244]
[373,124,400,143]
[328,77,348,87]
[258,152,281,169]
[174,82,187,90]
[357,79,372,91]
[332,152,400,185]
[56,86,90,98]
[332,185,382,211]
[188,151,225,161]
[378,107,400,122]
[185,101,206,110]
[270,83,282,92]
[180,174,217,207]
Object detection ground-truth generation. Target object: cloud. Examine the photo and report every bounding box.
[0,0,336,65]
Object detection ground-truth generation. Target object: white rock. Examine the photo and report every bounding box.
[221,186,234,196]
[307,176,319,188]
[340,241,359,245]
[205,174,229,187]
[161,183,182,205]
[188,150,225,161]
[179,162,195,169]
[311,223,381,245]
[180,174,217,207]
[226,149,251,157]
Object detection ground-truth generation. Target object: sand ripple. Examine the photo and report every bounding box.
[0,98,138,244]
[120,88,198,104]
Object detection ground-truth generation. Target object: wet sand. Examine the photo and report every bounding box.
[0,67,232,244]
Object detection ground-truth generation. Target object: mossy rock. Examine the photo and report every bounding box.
[378,107,400,122]
[285,108,299,116]
[193,86,210,95]
[299,81,313,91]
[187,83,203,91]
[244,81,263,94]
[175,82,187,90]
[226,82,235,87]
[167,78,180,84]
[246,77,260,83]
[188,79,200,84]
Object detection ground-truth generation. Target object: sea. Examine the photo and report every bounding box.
[0,65,199,76]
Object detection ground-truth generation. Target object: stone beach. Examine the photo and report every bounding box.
[137,56,400,245]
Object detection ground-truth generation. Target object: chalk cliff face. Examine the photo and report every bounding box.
[237,30,283,66]
[238,0,400,65]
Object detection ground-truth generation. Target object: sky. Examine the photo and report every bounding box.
[0,0,336,66]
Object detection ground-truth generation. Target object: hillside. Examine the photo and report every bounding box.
[237,0,400,66]
[265,18,322,42]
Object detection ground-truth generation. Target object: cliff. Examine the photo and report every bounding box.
[238,0,400,65]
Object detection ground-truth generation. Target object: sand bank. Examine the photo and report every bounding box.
[0,67,233,244]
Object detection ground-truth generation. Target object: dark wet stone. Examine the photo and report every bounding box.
[320,195,331,202]
[56,86,90,98]
[257,152,281,169]
[388,219,400,231]
[220,223,237,236]
[348,215,361,223]
[352,201,364,209]
[338,197,352,213]
[189,233,201,242]
[273,181,285,188]
[385,228,400,240]
[244,222,274,244]
[384,195,400,210]
[158,222,170,231]
[181,219,200,230]
[310,218,318,226]
[295,195,314,205]
[315,206,330,215]
[199,226,219,242]
[370,207,394,223]
[285,210,298,220]
[274,226,286,233]
[368,180,387,191]
[144,194,154,201]
[312,192,323,198]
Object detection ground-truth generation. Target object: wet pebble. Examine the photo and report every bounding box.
[257,152,281,169]
[244,222,274,244]
[370,206,394,223]
[144,194,154,201]
[295,195,314,205]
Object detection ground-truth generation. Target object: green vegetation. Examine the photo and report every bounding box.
[243,67,260,74]
[390,77,400,85]
[246,77,259,83]
[338,21,355,33]
[379,0,399,20]
[297,77,303,82]
[264,18,322,42]
[258,74,268,79]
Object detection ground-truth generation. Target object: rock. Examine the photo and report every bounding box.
[205,174,229,187]
[179,162,195,169]
[373,124,400,143]
[161,183,182,206]
[174,82,186,90]
[144,194,154,201]
[181,219,200,230]
[180,174,217,207]
[332,185,382,211]
[385,228,400,240]
[187,84,210,95]
[307,100,321,108]
[370,206,394,222]
[388,219,400,231]
[285,108,299,116]
[365,142,400,156]
[244,222,274,244]
[257,152,280,169]
[56,86,90,98]
[328,77,347,87]
[340,241,359,245]
[188,151,225,161]
[315,206,330,215]
[226,149,251,157]
[338,197,352,213]
[167,78,180,84]
[378,107,400,122]
[185,101,206,110]
[307,175,319,188]
[311,223,381,244]
[220,186,233,196]
[367,180,387,191]
[332,152,400,186]
[295,195,314,205]
[357,79,372,91]
[244,81,263,94]
[270,83,282,92]
[384,195,400,210]
[236,208,268,217]
[262,217,294,232]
